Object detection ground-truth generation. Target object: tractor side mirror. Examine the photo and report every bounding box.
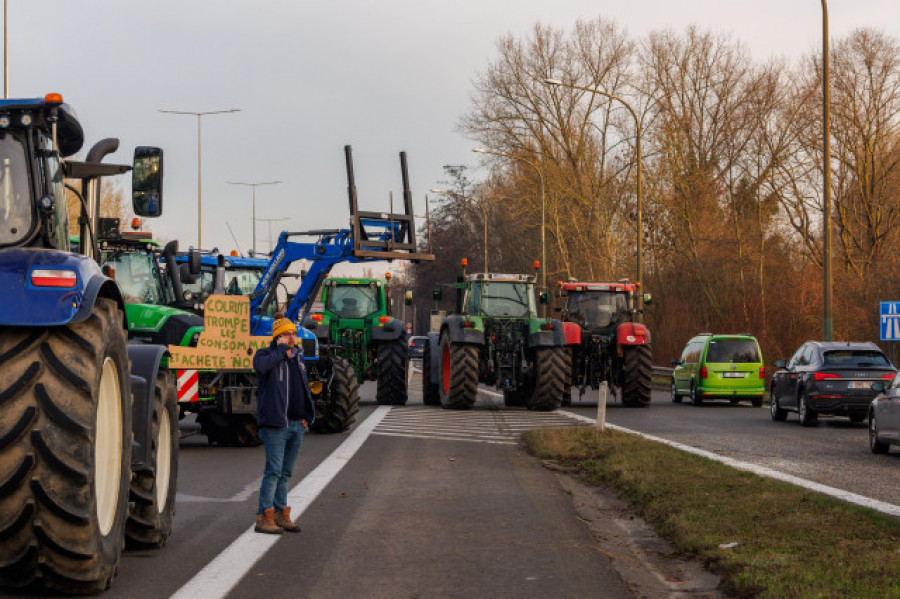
[432,285,442,301]
[670,359,682,366]
[178,263,198,285]
[188,248,201,275]
[539,292,549,305]
[132,146,163,217]
[404,290,413,306]
[643,292,652,305]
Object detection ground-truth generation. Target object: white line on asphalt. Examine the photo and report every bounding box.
[170,406,392,599]
[371,431,517,445]
[557,410,900,518]
[177,478,261,503]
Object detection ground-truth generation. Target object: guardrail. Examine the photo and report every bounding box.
[651,365,674,389]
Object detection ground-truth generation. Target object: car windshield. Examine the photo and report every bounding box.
[0,132,33,245]
[326,284,379,319]
[104,250,167,305]
[823,350,890,368]
[566,291,628,328]
[409,338,426,347]
[467,281,535,318]
[705,339,760,363]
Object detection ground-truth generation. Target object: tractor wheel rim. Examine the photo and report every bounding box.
[156,406,172,510]
[96,357,123,537]
[442,344,451,394]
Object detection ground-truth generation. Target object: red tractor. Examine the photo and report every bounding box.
[557,281,652,407]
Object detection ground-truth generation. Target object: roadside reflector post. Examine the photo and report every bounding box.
[596,381,608,431]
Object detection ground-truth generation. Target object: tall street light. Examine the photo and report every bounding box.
[228,180,281,254]
[821,0,833,341]
[472,147,546,292]
[543,78,644,319]
[4,0,8,97]
[431,188,488,273]
[159,108,240,249]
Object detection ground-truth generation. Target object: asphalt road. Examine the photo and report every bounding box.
[95,370,633,599]
[24,373,900,598]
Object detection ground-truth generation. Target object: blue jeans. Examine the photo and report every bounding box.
[257,421,305,514]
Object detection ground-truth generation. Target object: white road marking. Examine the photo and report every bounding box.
[177,479,261,503]
[558,410,900,518]
[170,406,392,599]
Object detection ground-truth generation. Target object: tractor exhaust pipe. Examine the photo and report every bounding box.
[82,138,120,260]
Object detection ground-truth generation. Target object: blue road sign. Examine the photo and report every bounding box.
[881,302,900,341]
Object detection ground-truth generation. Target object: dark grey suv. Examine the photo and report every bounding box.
[770,341,896,426]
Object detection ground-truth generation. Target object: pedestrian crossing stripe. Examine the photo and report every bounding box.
[371,406,589,445]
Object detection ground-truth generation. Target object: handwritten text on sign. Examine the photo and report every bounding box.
[167,295,271,370]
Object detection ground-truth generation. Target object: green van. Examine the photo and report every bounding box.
[671,333,765,407]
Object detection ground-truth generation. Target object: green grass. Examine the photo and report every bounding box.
[524,427,900,598]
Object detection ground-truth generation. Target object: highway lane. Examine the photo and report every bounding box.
[98,372,630,599]
[565,387,900,507]
[90,375,900,598]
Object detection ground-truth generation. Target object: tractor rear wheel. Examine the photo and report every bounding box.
[560,347,573,407]
[438,332,478,410]
[0,297,131,594]
[621,345,652,407]
[126,369,178,549]
[197,412,260,447]
[310,358,359,433]
[526,347,565,411]
[376,339,408,406]
[421,341,440,406]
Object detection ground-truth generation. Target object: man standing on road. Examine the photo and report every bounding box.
[252,313,315,534]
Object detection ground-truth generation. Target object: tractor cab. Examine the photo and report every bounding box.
[463,273,537,319]
[560,282,639,333]
[0,95,82,251]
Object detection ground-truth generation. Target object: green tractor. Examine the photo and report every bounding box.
[95,219,204,349]
[423,270,568,410]
[303,276,409,405]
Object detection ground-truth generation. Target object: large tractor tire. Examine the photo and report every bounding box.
[0,297,132,594]
[621,344,652,407]
[126,369,178,549]
[438,331,478,410]
[421,342,440,406]
[197,412,260,447]
[310,358,359,433]
[376,339,408,406]
[526,347,566,412]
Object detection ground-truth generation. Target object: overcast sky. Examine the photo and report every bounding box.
[10,1,899,263]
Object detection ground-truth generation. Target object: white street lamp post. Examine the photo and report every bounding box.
[228,180,281,254]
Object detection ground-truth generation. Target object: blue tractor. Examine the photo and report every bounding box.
[0,95,176,593]
[235,146,432,434]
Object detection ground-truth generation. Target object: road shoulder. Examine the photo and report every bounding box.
[542,460,725,598]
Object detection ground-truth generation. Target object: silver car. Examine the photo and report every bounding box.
[869,373,900,453]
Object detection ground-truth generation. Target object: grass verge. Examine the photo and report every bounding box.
[524,427,900,598]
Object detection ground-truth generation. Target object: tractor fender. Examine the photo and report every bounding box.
[73,274,125,323]
[529,319,567,347]
[127,343,170,473]
[561,321,582,346]
[443,315,485,345]
[616,322,651,346]
[371,316,404,342]
[0,249,122,326]
[302,315,331,341]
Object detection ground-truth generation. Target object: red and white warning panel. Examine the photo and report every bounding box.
[177,369,199,403]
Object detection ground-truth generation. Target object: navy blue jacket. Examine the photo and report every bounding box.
[253,341,316,428]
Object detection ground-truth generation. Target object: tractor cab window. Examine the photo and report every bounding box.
[182,268,214,300]
[0,132,34,246]
[566,291,628,328]
[469,282,535,318]
[326,284,379,319]
[223,268,263,296]
[104,250,166,305]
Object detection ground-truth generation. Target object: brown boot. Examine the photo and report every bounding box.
[273,507,301,533]
[255,508,284,535]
